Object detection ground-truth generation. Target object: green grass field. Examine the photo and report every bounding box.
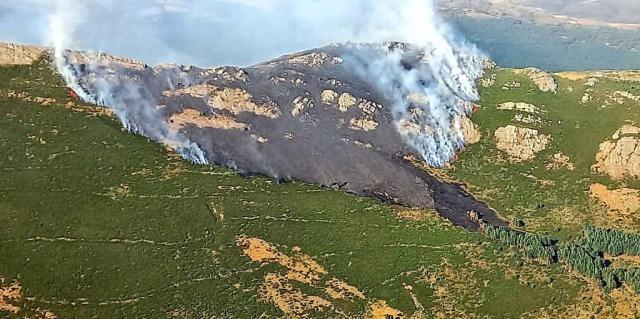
[1,61,639,318]
[449,68,640,239]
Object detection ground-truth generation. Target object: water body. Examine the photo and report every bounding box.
[451,17,640,71]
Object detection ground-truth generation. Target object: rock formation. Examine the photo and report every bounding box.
[593,124,640,180]
[514,68,557,93]
[0,43,47,65]
[494,125,551,162]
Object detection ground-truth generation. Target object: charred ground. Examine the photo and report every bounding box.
[68,43,507,230]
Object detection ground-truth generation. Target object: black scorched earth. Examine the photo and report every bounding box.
[69,44,507,230]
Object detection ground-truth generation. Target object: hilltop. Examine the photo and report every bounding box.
[2,43,640,318]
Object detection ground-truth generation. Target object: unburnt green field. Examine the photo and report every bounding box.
[0,61,637,318]
[449,68,640,239]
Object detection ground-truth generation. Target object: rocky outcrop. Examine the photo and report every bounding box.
[593,124,640,180]
[546,152,575,171]
[0,43,47,65]
[337,92,357,112]
[514,114,543,125]
[456,116,481,144]
[494,125,551,162]
[514,68,557,93]
[169,108,247,131]
[67,51,145,70]
[291,96,314,117]
[321,90,338,104]
[199,67,248,83]
[349,117,379,132]
[288,52,329,66]
[497,102,542,114]
[163,85,281,119]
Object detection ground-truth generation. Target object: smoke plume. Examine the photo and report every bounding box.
[2,0,485,167]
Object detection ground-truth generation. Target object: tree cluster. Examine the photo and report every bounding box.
[480,223,640,291]
[481,223,557,264]
[580,226,640,256]
[612,268,640,292]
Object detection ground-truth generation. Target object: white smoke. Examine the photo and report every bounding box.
[47,1,208,164]
[4,0,485,167]
[346,42,484,166]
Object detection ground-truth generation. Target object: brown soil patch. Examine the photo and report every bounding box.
[0,279,21,313]
[236,236,326,284]
[593,125,640,180]
[494,125,551,162]
[106,183,130,200]
[6,91,56,106]
[168,108,247,131]
[421,260,482,318]
[546,152,575,171]
[523,278,612,319]
[323,278,365,300]
[396,209,432,222]
[0,43,47,65]
[555,71,640,83]
[0,277,56,318]
[610,91,640,105]
[554,72,589,81]
[237,236,282,263]
[366,300,404,319]
[64,102,114,117]
[514,113,543,125]
[237,236,403,317]
[613,124,640,139]
[610,285,640,319]
[480,74,497,88]
[260,273,333,319]
[606,254,640,269]
[164,85,280,119]
[6,89,114,117]
[590,183,640,215]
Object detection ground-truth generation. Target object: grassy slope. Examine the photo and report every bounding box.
[449,68,640,239]
[0,61,617,318]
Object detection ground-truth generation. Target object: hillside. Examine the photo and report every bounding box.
[2,44,640,318]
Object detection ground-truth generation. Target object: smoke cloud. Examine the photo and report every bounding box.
[1,0,485,167]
